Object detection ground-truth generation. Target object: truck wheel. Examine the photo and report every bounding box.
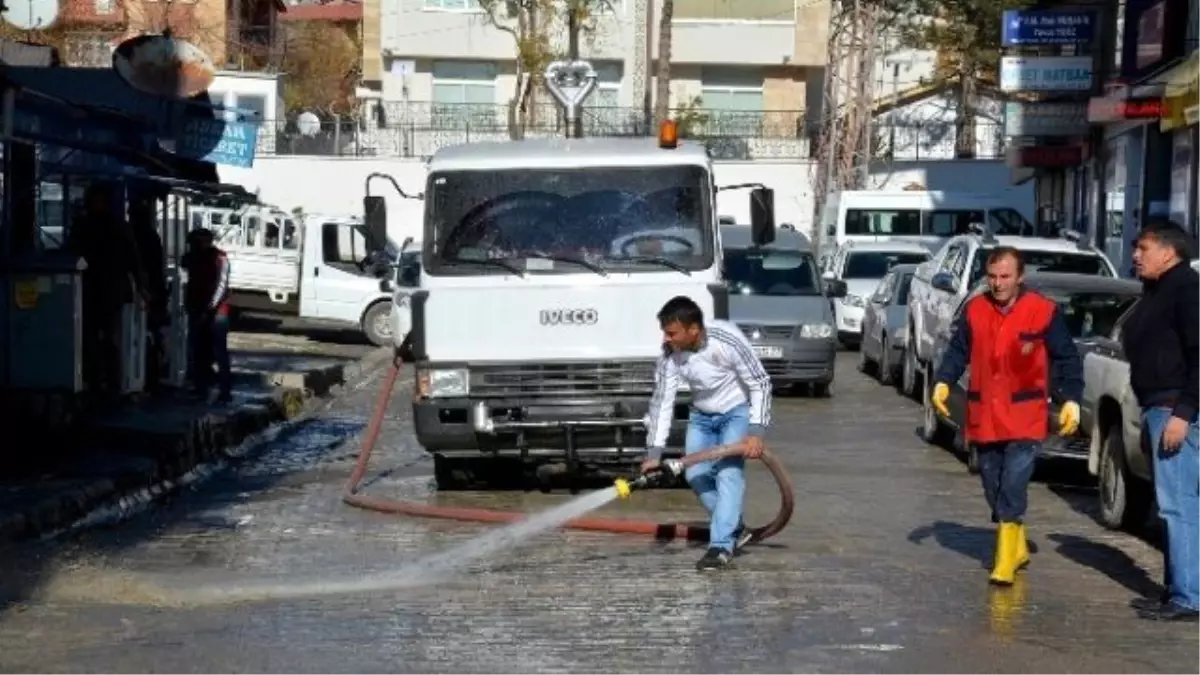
[1097,423,1153,531]
[966,443,980,475]
[810,382,832,398]
[434,456,474,491]
[362,301,393,347]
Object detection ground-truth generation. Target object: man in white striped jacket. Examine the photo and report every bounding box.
[641,295,773,571]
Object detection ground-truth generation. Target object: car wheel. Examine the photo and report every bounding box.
[810,382,832,398]
[878,338,895,385]
[920,372,953,447]
[857,343,873,375]
[362,301,393,347]
[966,442,980,474]
[901,338,919,399]
[1097,422,1153,531]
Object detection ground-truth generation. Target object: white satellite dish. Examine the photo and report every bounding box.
[2,0,61,30]
[296,111,321,137]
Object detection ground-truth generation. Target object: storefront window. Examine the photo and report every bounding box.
[1169,128,1193,231]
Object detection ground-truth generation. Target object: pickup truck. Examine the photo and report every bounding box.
[920,273,1140,477]
[191,205,401,346]
[903,231,1118,400]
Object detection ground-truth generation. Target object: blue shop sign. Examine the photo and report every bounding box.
[1002,9,1096,46]
[177,117,258,168]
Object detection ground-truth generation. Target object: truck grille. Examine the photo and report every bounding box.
[737,324,795,340]
[470,361,659,398]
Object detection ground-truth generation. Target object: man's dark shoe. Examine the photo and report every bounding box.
[1136,601,1199,622]
[696,547,733,571]
[733,525,754,553]
[1130,596,1164,612]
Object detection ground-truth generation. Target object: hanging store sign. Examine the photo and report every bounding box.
[176,117,258,168]
[1001,9,1096,46]
[999,56,1094,92]
[1003,101,1090,137]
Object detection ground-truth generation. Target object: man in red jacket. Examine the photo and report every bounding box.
[182,228,233,403]
[931,246,1083,585]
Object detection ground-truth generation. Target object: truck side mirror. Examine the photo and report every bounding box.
[363,195,388,253]
[750,187,775,246]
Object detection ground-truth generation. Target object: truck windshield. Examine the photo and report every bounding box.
[424,165,713,274]
[724,249,821,296]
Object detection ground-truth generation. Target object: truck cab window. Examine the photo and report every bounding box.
[322,222,373,274]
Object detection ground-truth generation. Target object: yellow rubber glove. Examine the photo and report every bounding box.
[931,382,951,418]
[1058,401,1080,436]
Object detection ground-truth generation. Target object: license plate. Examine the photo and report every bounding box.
[753,345,783,359]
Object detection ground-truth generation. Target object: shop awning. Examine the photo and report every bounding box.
[1160,55,1199,132]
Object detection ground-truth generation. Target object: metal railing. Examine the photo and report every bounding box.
[246,103,1007,162]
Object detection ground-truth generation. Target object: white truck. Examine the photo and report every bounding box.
[371,128,778,489]
[902,230,1118,400]
[190,205,401,346]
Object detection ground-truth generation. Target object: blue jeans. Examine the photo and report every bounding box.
[1143,407,1199,611]
[684,403,749,553]
[976,441,1038,523]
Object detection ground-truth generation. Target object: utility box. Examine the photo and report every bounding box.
[3,255,86,392]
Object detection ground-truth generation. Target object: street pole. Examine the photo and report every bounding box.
[567,4,583,139]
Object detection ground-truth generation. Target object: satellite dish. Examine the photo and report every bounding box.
[2,0,60,30]
[112,33,216,99]
[296,111,321,137]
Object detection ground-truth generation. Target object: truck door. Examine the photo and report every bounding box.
[309,221,385,322]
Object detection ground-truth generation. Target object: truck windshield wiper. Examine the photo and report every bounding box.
[610,255,692,276]
[443,255,526,278]
[521,251,608,277]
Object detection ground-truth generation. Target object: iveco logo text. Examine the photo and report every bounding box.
[540,309,599,326]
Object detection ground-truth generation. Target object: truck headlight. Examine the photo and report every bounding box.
[417,368,469,398]
[798,323,834,339]
[844,294,866,308]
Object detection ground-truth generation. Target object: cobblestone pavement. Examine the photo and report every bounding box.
[0,354,1195,673]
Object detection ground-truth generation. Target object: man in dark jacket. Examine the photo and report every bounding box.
[931,247,1083,586]
[1124,219,1199,622]
[182,228,233,403]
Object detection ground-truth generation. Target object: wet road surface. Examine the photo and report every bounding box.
[0,353,1195,673]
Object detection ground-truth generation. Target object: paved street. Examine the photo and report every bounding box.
[0,352,1194,673]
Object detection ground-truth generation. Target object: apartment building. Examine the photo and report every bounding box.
[47,0,283,71]
[360,0,829,140]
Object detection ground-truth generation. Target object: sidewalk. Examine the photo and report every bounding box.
[0,346,389,544]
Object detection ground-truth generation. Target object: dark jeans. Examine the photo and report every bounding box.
[188,312,231,396]
[977,440,1038,524]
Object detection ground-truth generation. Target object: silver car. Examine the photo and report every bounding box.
[858,264,917,386]
[722,225,847,397]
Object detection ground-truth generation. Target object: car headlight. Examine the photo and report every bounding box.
[417,368,469,398]
[844,294,866,308]
[798,323,834,339]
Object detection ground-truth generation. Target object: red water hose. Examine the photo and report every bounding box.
[342,358,795,545]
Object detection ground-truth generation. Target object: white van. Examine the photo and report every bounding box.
[189,206,400,346]
[820,190,1038,251]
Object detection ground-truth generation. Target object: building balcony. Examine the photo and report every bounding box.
[653,0,797,66]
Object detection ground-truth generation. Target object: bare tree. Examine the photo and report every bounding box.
[652,0,673,126]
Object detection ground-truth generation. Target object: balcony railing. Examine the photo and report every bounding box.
[245,103,1007,161]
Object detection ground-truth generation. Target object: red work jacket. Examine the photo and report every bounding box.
[963,291,1056,444]
[183,247,231,317]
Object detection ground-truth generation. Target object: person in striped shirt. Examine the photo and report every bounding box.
[641,295,773,571]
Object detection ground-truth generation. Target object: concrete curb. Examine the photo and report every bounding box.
[0,349,390,545]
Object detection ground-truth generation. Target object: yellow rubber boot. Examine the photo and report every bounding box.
[989,523,1019,586]
[1014,523,1030,571]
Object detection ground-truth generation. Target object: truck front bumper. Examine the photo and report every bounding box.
[414,396,689,461]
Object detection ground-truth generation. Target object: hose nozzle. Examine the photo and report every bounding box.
[614,475,651,499]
